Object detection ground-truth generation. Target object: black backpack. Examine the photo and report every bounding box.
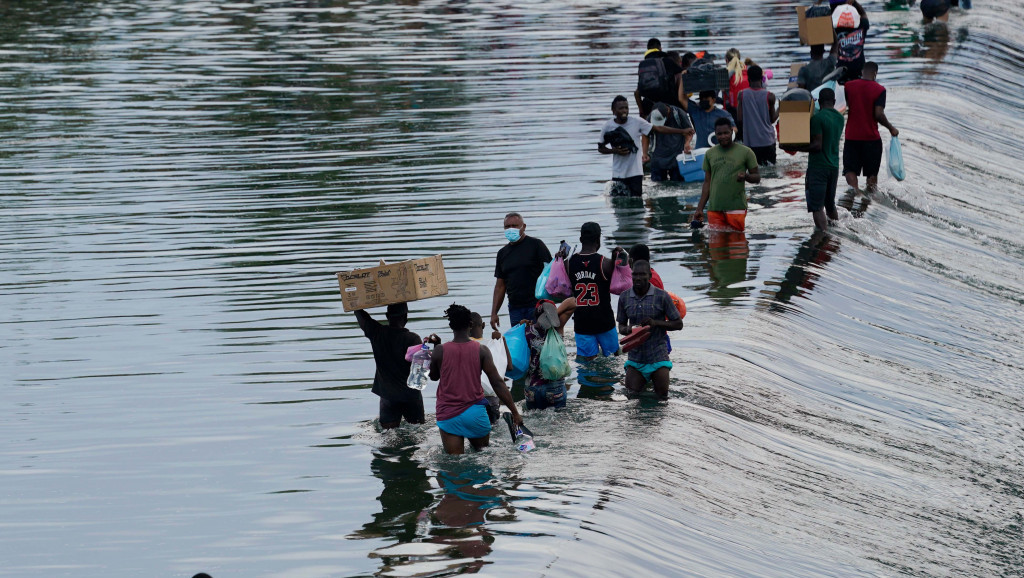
[637,57,670,97]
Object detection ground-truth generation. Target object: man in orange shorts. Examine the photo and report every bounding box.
[690,117,760,232]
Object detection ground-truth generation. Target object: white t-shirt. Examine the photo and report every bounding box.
[599,116,653,179]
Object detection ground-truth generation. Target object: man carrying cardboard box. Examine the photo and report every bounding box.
[355,304,429,429]
[786,88,846,230]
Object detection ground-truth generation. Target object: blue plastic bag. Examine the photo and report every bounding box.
[503,323,529,380]
[535,261,552,300]
[888,136,906,182]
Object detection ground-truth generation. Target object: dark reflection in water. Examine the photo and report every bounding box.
[838,188,872,218]
[765,231,841,308]
[704,229,751,303]
[356,449,510,576]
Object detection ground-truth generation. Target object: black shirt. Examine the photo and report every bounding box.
[494,236,551,309]
[640,51,684,108]
[568,253,615,335]
[355,310,423,403]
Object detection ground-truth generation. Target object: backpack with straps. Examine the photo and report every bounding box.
[637,57,670,97]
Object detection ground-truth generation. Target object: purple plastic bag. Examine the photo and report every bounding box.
[609,256,632,295]
[544,256,572,299]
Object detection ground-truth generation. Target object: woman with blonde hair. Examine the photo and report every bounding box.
[724,48,751,140]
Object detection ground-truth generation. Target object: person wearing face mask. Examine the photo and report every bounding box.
[490,212,552,331]
[680,89,735,149]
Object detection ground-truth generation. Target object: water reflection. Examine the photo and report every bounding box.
[356,447,512,576]
[702,229,751,303]
[838,188,872,218]
[764,231,841,308]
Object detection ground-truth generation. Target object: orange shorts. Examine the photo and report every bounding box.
[707,210,747,232]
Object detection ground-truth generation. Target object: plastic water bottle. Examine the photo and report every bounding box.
[514,426,535,453]
[406,344,432,390]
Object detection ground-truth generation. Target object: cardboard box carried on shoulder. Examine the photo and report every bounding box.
[778,100,814,147]
[796,6,836,46]
[336,255,448,312]
[788,63,806,89]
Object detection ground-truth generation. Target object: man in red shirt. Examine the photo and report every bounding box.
[842,61,899,191]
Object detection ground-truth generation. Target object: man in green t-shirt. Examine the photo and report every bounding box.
[691,117,760,232]
[786,88,845,230]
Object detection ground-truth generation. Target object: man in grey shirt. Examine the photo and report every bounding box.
[798,44,840,92]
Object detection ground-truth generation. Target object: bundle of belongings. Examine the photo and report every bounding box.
[602,126,638,153]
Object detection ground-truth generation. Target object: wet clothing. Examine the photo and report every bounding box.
[616,285,680,365]
[495,235,551,309]
[568,253,615,336]
[356,310,423,405]
[649,105,692,180]
[600,116,653,179]
[687,101,735,148]
[843,139,884,177]
[525,379,567,410]
[612,175,643,197]
[836,17,870,81]
[379,396,425,425]
[707,210,748,232]
[702,143,758,212]
[575,327,620,358]
[798,55,838,91]
[738,87,776,148]
[750,144,777,166]
[844,79,887,141]
[437,403,491,439]
[806,166,840,212]
[435,341,485,422]
[624,360,673,381]
[809,107,845,171]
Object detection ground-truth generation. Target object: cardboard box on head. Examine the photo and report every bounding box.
[336,255,448,312]
[797,6,836,46]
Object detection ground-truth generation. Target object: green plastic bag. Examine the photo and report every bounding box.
[539,329,572,380]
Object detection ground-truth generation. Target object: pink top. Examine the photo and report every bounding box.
[435,341,484,421]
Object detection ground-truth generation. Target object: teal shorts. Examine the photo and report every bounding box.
[437,403,491,439]
[624,360,673,381]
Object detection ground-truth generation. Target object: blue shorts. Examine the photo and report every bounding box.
[576,328,620,358]
[437,403,491,439]
[624,360,673,381]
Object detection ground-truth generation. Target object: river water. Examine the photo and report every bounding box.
[2,1,1023,577]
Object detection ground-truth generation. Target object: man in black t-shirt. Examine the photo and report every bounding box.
[355,303,426,429]
[490,212,552,331]
[634,38,684,118]
[567,222,623,360]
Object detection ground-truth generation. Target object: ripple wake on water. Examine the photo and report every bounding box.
[2,1,1023,576]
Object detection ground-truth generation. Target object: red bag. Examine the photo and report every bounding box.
[544,256,572,299]
[609,254,632,295]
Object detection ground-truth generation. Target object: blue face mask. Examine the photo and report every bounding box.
[504,228,521,243]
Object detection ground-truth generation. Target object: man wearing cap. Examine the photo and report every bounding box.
[785,88,846,229]
[648,103,695,182]
[616,261,683,399]
[355,304,427,429]
[491,212,552,331]
[567,222,625,360]
[681,90,735,149]
[834,0,869,82]
[522,300,569,410]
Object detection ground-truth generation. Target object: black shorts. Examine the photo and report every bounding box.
[379,394,424,426]
[843,139,883,177]
[920,0,951,18]
[750,144,777,166]
[805,166,840,212]
[612,175,643,197]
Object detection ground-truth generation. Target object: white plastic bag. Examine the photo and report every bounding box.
[479,337,508,395]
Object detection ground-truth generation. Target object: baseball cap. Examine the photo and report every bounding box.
[833,5,860,29]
